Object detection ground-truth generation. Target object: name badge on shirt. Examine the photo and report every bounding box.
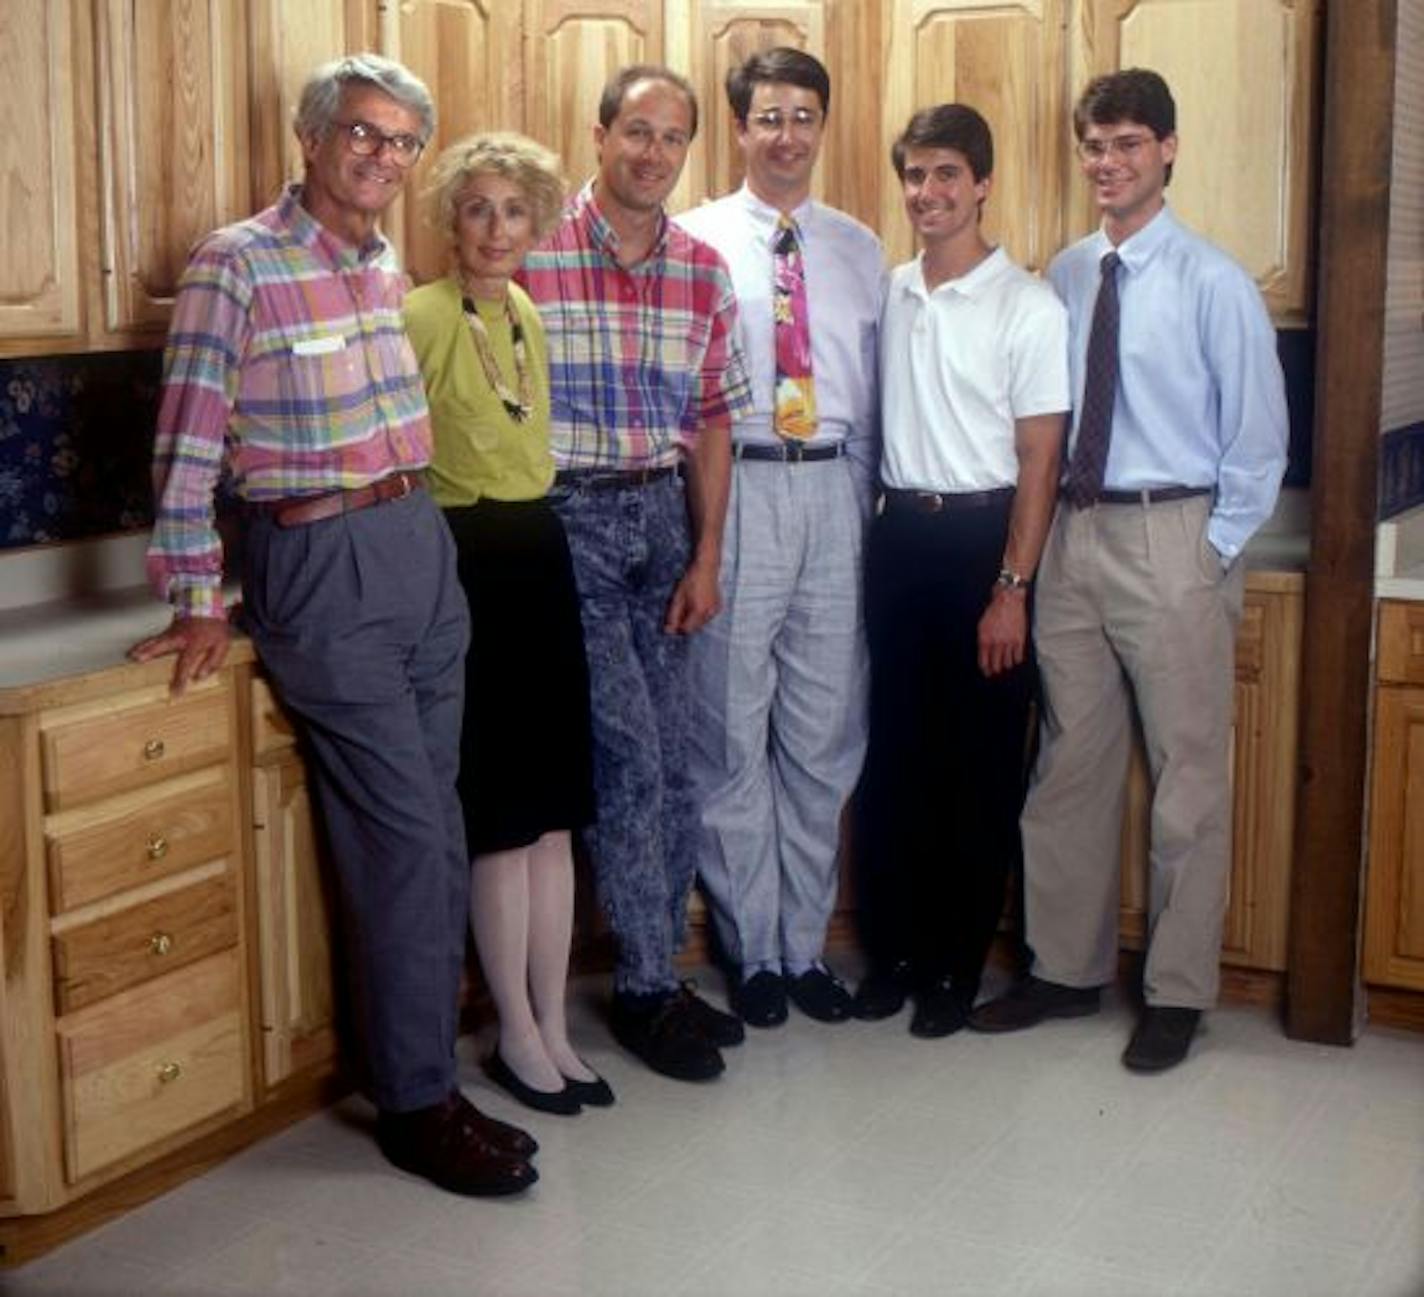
[292,335,346,357]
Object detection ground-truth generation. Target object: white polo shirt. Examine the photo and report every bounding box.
[880,246,1069,493]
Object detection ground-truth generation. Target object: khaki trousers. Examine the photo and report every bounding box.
[1022,494,1244,1009]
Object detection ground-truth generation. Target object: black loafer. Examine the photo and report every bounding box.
[909,978,974,1039]
[786,967,853,1023]
[852,961,912,1020]
[733,970,789,1027]
[484,1053,582,1116]
[610,991,725,1082]
[1122,1007,1201,1073]
[675,981,746,1047]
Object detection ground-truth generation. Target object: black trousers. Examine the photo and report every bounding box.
[854,493,1034,996]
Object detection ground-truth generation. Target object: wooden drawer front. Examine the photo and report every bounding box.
[1378,601,1424,686]
[46,772,235,913]
[41,686,231,810]
[57,950,244,1184]
[250,675,298,758]
[53,873,238,1014]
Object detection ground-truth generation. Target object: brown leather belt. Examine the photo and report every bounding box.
[247,470,425,528]
[1079,485,1213,506]
[553,465,680,492]
[882,486,1015,513]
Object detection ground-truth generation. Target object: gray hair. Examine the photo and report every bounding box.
[294,54,436,145]
[425,132,567,243]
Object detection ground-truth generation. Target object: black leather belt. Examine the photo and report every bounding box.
[1077,485,1213,506]
[733,441,847,463]
[553,465,680,491]
[882,486,1015,513]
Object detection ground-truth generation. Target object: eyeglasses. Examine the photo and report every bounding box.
[748,107,822,135]
[331,119,425,166]
[1075,134,1155,163]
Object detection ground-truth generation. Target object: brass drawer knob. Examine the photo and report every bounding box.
[143,738,166,761]
[149,932,174,956]
[156,1061,183,1084]
[146,833,169,860]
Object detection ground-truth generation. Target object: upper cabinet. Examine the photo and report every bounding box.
[0,0,85,351]
[880,1,1068,272]
[1072,0,1321,324]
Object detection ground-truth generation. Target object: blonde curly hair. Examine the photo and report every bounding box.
[424,132,566,246]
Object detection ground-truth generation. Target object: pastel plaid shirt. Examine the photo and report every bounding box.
[146,185,431,619]
[520,184,753,471]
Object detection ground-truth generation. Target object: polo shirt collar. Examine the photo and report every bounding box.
[905,244,1008,301]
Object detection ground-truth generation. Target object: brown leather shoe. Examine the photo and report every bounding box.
[450,1088,540,1157]
[967,975,1100,1033]
[377,1094,537,1197]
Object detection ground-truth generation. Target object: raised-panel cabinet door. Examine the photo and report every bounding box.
[95,0,251,338]
[880,0,1067,272]
[252,754,337,1090]
[524,1,666,203]
[0,0,83,348]
[1364,686,1424,992]
[379,0,523,285]
[248,0,375,215]
[1072,0,1320,324]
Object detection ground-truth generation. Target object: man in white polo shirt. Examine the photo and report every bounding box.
[852,104,1068,1036]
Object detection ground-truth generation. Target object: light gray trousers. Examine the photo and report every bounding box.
[689,456,869,974]
[1022,494,1244,1009]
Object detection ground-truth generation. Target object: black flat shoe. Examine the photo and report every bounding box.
[484,1053,582,1116]
[561,1070,616,1107]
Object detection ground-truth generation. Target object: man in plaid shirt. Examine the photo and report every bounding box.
[522,64,754,1083]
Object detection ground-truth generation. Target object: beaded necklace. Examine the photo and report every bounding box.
[458,286,533,424]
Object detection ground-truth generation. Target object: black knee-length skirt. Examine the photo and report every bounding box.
[443,497,595,855]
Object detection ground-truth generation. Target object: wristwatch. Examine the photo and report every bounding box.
[994,568,1030,592]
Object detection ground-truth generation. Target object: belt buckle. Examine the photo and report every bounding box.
[915,491,943,513]
[391,472,414,500]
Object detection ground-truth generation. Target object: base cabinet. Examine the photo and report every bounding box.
[1363,602,1424,992]
[1119,571,1305,971]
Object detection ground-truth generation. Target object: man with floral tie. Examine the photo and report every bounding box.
[677,47,885,1029]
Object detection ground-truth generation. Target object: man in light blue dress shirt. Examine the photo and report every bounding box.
[676,48,885,1028]
[970,69,1288,1071]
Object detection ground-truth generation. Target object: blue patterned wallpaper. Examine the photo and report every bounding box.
[0,353,161,549]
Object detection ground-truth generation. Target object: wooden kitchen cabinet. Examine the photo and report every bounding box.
[0,663,254,1219]
[243,672,339,1092]
[1070,0,1321,324]
[1363,602,1424,992]
[1119,570,1304,971]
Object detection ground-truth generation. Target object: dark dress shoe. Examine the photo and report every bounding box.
[377,1095,537,1197]
[611,991,725,1081]
[674,981,746,1046]
[1123,1007,1201,1073]
[852,962,912,1021]
[967,975,1101,1033]
[561,1071,616,1107]
[451,1088,538,1159]
[484,1053,582,1116]
[787,967,853,1023]
[909,978,974,1039]
[733,970,789,1027]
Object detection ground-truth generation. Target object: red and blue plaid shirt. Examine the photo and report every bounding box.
[520,184,753,471]
[146,186,431,619]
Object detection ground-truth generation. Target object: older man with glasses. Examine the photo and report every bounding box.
[131,54,538,1197]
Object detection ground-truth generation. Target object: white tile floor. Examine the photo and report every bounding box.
[8,967,1423,1297]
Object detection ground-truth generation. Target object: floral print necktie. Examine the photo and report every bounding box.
[773,215,817,440]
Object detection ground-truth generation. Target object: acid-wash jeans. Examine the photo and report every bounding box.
[550,472,696,995]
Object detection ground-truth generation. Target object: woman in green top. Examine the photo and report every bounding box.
[405,134,604,1116]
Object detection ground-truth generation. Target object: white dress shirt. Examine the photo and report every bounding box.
[880,247,1069,492]
[675,185,886,484]
[1047,205,1288,561]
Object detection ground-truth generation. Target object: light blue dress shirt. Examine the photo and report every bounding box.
[675,185,886,487]
[1047,205,1288,562]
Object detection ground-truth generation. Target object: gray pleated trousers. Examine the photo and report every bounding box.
[689,456,869,972]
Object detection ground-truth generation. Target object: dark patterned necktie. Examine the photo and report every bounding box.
[1064,250,1122,507]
